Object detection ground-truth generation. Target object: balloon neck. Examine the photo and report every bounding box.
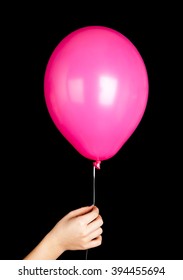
[93,160,101,169]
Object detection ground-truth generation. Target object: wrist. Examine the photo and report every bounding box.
[23,231,65,260]
[43,231,66,259]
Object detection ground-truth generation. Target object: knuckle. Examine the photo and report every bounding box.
[97,236,102,246]
[94,206,99,214]
[78,224,87,237]
[67,210,73,217]
[78,218,85,228]
[80,241,88,250]
[98,215,103,225]
[81,229,88,238]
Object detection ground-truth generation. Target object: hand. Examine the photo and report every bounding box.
[50,205,103,252]
[23,205,103,260]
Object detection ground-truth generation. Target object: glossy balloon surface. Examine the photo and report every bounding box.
[44,26,149,161]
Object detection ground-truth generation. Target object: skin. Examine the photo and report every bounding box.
[23,205,103,260]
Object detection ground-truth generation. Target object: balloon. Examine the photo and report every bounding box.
[44,26,149,163]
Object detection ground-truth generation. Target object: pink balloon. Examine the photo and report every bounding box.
[44,26,149,162]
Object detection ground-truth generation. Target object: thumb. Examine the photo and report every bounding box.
[68,205,94,218]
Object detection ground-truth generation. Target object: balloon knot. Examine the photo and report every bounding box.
[93,160,101,169]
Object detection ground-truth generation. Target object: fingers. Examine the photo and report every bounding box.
[87,214,103,234]
[68,205,94,218]
[64,205,103,251]
[69,205,99,224]
[87,235,102,249]
[81,206,99,224]
[87,227,103,241]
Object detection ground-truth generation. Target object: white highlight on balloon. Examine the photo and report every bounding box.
[99,76,117,106]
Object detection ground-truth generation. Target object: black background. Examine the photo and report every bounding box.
[1,4,182,260]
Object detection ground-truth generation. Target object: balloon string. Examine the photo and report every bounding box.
[86,162,100,260]
[93,164,95,205]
